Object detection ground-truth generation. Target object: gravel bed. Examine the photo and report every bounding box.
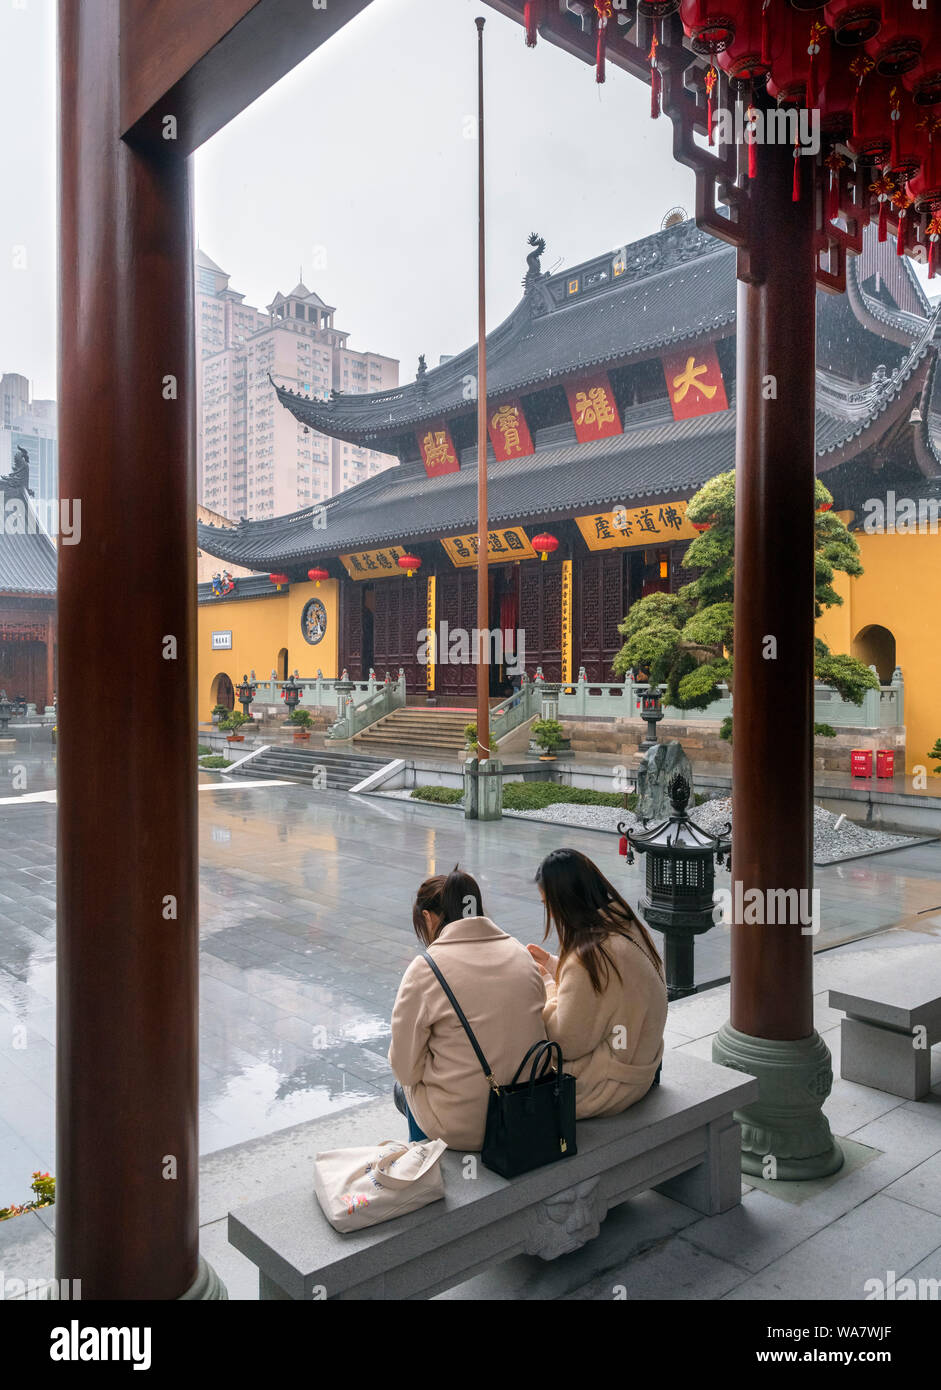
[372,790,921,863]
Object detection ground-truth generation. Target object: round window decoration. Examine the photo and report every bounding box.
[301,598,328,646]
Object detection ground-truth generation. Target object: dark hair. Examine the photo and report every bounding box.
[535,848,664,994]
[412,864,484,946]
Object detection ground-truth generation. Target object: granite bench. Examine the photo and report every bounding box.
[829,957,941,1100]
[227,1050,757,1301]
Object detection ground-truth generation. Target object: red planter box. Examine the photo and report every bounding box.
[876,749,895,779]
[851,749,873,778]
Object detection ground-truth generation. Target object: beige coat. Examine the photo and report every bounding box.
[389,916,547,1151]
[543,927,667,1119]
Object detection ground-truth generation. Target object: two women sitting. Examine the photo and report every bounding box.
[389,851,667,1150]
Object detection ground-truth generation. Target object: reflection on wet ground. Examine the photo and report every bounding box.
[0,753,939,1205]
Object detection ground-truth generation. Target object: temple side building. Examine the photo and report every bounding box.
[197,220,941,772]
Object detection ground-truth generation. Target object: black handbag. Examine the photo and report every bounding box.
[421,949,577,1178]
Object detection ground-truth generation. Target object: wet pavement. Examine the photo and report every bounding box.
[0,750,940,1207]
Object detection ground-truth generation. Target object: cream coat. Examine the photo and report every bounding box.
[543,927,667,1119]
[389,916,547,1151]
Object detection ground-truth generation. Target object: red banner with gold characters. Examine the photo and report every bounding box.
[565,374,622,443]
[487,399,534,461]
[418,424,460,478]
[661,344,729,422]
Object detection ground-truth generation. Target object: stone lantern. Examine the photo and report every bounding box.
[235,674,257,717]
[621,773,731,999]
[638,686,664,750]
[280,674,304,716]
[0,690,13,733]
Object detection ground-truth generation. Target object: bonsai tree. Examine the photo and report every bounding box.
[464,722,497,753]
[210,703,229,725]
[219,710,250,737]
[531,717,565,757]
[929,737,941,775]
[288,708,313,730]
[613,471,879,717]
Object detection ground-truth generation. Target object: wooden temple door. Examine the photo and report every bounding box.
[436,568,478,701]
[339,579,364,679]
[518,556,564,683]
[372,575,429,695]
[575,551,627,682]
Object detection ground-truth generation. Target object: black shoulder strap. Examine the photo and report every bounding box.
[421,949,499,1092]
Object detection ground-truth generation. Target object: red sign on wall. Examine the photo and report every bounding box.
[565,374,623,443]
[417,424,461,478]
[661,343,729,421]
[487,399,535,461]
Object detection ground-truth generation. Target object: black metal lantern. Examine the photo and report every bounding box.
[280,674,304,715]
[619,773,731,999]
[235,674,257,717]
[639,686,664,750]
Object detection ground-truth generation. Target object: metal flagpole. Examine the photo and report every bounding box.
[475,15,490,760]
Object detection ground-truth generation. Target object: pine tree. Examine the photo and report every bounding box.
[929,739,941,775]
[612,471,879,711]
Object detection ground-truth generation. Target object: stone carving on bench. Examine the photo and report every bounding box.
[522,1177,605,1260]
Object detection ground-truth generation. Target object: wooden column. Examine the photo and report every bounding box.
[730,142,816,1039]
[57,0,206,1297]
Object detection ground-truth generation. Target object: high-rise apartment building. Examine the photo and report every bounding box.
[0,372,59,512]
[195,251,399,520]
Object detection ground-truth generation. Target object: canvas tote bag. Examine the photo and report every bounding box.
[313,1138,448,1233]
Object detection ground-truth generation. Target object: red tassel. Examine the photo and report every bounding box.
[649,30,661,119]
[930,241,937,280]
[793,145,801,202]
[878,198,889,241]
[828,171,839,222]
[890,89,901,169]
[761,0,771,67]
[896,209,906,257]
[596,23,607,82]
[746,108,758,179]
[524,1,538,48]
[618,834,628,858]
[705,66,716,146]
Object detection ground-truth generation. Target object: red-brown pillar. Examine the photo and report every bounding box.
[712,142,842,1179]
[57,1,222,1296]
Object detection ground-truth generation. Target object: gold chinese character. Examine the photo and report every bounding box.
[491,405,522,455]
[574,387,616,431]
[671,357,717,404]
[423,430,453,469]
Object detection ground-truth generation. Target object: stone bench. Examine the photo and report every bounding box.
[227,1050,757,1301]
[829,956,941,1100]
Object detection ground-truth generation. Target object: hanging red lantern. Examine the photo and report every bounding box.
[817,43,861,139]
[816,501,833,512]
[864,2,928,78]
[884,91,923,186]
[823,2,881,48]
[637,1,681,14]
[848,68,893,163]
[767,7,830,107]
[397,554,422,578]
[269,573,290,590]
[531,533,559,563]
[594,1,613,84]
[717,4,771,84]
[679,3,736,56]
[906,115,941,209]
[904,37,941,109]
[307,568,329,587]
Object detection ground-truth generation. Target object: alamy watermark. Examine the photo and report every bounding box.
[713,882,821,936]
[0,493,81,545]
[861,492,939,536]
[712,104,820,158]
[417,623,525,675]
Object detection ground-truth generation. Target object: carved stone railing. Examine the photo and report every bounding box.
[489,676,540,742]
[252,671,393,711]
[325,671,407,741]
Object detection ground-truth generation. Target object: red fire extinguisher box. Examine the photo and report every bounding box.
[876,749,895,778]
[851,749,873,778]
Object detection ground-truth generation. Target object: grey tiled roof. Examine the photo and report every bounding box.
[0,491,57,594]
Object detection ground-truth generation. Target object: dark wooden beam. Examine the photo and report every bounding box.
[121,0,376,153]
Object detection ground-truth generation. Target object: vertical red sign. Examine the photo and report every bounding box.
[565,374,623,443]
[417,424,461,478]
[661,344,729,421]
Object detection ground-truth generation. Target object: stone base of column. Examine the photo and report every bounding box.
[713,1022,844,1181]
[477,757,503,821]
[178,1256,228,1301]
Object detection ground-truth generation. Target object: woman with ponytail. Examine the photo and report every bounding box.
[389,865,546,1150]
[529,849,667,1118]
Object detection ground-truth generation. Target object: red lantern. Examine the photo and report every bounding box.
[691,520,713,531]
[637,1,681,14]
[531,533,559,563]
[679,3,736,56]
[864,1,928,78]
[818,43,860,138]
[906,115,941,209]
[269,572,290,590]
[307,568,329,587]
[848,68,893,163]
[716,3,771,84]
[884,91,923,185]
[905,36,941,109]
[823,2,881,48]
[767,7,830,107]
[397,554,422,578]
[816,501,833,512]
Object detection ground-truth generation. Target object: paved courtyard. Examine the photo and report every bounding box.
[1,750,941,1214]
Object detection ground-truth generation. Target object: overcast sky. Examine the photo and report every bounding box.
[2,0,936,402]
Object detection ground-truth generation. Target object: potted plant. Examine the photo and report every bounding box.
[531,717,565,761]
[211,704,229,727]
[288,707,313,741]
[219,710,249,742]
[463,722,497,756]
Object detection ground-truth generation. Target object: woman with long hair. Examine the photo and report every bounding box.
[389,865,546,1150]
[529,848,667,1119]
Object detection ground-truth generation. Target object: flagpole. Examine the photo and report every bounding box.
[475,15,490,761]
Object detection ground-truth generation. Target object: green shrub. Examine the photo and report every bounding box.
[814,722,836,739]
[197,744,212,756]
[463,722,497,752]
[219,710,250,734]
[199,755,233,769]
[288,707,313,729]
[410,786,464,805]
[530,718,565,754]
[502,783,638,812]
[1,1171,55,1221]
